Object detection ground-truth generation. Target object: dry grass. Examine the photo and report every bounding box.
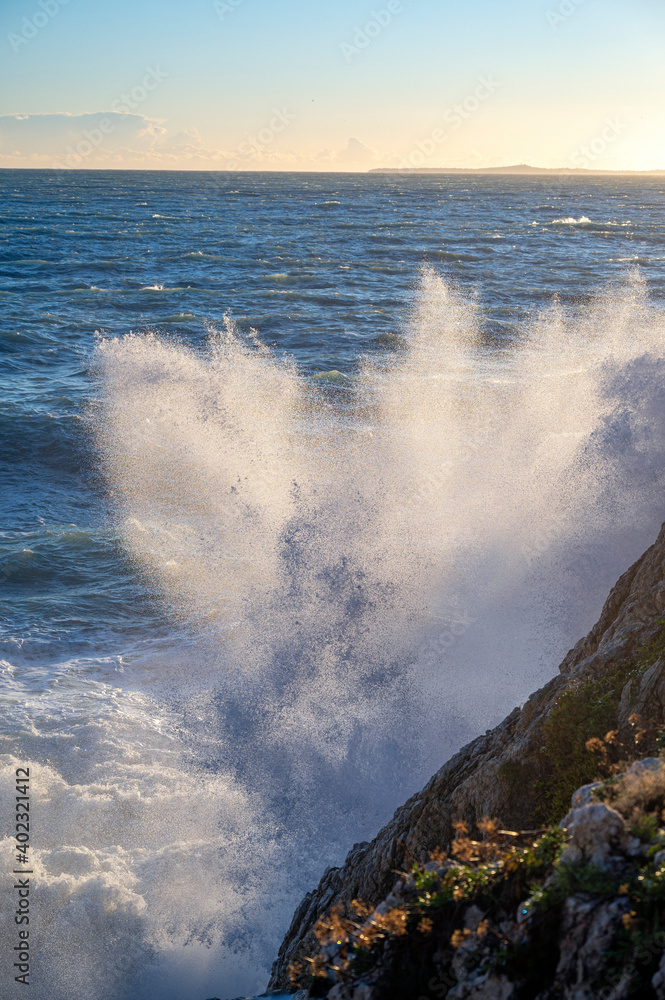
[595,757,665,819]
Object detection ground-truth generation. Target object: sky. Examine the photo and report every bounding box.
[0,0,664,171]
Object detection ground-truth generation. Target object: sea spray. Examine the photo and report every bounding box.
[93,269,665,992]
[9,268,665,1000]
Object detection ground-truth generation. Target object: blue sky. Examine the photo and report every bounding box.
[1,0,664,170]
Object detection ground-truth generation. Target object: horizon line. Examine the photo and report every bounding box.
[2,164,665,176]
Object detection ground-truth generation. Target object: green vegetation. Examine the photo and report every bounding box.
[496,758,521,787]
[632,812,661,843]
[636,619,665,671]
[526,860,619,916]
[536,618,665,825]
[293,825,566,993]
[293,621,665,997]
[293,770,665,999]
[536,666,628,824]
[412,826,565,914]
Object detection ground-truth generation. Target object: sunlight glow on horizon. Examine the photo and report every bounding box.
[1,0,663,171]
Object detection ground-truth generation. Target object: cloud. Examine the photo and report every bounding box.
[0,112,167,166]
[0,111,261,168]
[0,112,383,172]
[335,137,376,166]
[160,127,204,153]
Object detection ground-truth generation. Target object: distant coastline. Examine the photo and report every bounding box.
[2,164,664,175]
[369,163,665,176]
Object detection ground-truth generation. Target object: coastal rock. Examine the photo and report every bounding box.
[269,522,665,989]
[653,953,665,998]
[570,782,601,808]
[448,974,515,1000]
[558,803,629,865]
[280,761,665,999]
[548,894,632,996]
[327,986,374,1000]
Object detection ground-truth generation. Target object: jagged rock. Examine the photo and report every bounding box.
[447,924,515,999]
[653,952,665,998]
[548,895,632,998]
[558,803,630,865]
[570,783,601,808]
[327,986,373,1000]
[280,760,665,1000]
[448,973,515,999]
[628,757,663,775]
[463,905,486,931]
[269,523,665,989]
[450,933,490,981]
[619,661,665,730]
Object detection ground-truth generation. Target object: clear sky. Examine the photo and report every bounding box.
[1,0,663,171]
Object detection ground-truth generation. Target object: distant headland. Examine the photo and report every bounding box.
[369,163,665,176]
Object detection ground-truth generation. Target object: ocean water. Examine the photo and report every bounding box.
[2,169,665,999]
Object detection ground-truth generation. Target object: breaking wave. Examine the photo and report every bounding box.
[10,268,665,1000]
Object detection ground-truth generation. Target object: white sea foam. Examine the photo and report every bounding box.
[9,270,665,999]
[549,216,632,228]
[0,655,278,1000]
[551,215,592,224]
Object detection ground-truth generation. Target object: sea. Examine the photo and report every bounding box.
[2,169,665,1000]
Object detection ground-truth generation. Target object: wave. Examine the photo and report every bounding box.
[547,217,632,228]
[551,216,592,224]
[181,251,224,261]
[16,270,665,999]
[0,663,275,1000]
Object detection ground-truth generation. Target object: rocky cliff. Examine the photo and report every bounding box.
[282,758,665,999]
[269,522,665,991]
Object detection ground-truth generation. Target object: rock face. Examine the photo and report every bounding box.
[557,802,635,866]
[283,758,665,999]
[269,523,665,990]
[540,894,634,1000]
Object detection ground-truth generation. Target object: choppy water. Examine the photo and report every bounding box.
[2,169,665,1000]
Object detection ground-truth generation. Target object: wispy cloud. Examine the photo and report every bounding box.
[0,111,385,170]
[0,112,166,165]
